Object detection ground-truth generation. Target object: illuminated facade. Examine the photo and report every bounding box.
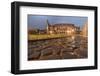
[81,22,88,37]
[46,20,80,35]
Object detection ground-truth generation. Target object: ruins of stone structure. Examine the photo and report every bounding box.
[46,20,80,35]
[81,22,88,37]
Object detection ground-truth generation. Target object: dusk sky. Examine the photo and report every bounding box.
[28,15,88,30]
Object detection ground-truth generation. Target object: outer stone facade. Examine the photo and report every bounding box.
[46,20,80,35]
[81,22,88,37]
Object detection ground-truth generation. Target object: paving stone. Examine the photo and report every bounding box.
[41,48,53,56]
[28,51,41,60]
[28,35,88,60]
[39,55,61,60]
[61,52,78,59]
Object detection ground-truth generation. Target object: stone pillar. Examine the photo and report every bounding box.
[81,22,88,37]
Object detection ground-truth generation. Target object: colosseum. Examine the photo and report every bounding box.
[46,20,80,35]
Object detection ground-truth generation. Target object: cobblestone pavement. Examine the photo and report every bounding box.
[28,35,88,61]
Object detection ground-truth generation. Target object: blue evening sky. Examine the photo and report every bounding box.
[28,15,88,30]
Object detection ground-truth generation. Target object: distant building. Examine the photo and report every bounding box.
[46,20,80,35]
[28,29,47,34]
[28,28,39,34]
[81,22,88,37]
[38,29,47,34]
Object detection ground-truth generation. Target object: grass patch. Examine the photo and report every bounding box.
[28,34,67,40]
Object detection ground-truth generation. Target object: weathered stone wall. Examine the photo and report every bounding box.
[81,22,88,37]
[47,24,79,35]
